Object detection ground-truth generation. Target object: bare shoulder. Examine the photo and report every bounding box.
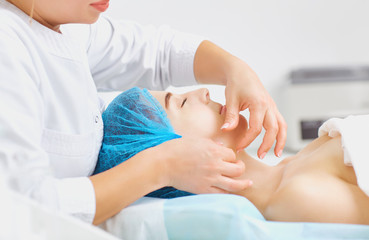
[294,135,332,157]
[263,173,369,225]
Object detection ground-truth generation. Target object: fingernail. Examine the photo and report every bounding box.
[259,152,266,160]
[248,180,253,186]
[221,123,230,130]
[216,141,224,146]
[277,150,283,158]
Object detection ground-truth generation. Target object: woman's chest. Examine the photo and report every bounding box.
[280,137,357,188]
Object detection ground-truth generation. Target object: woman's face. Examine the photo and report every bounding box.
[8,0,109,31]
[150,88,248,151]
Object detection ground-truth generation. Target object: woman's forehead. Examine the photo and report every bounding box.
[148,90,168,109]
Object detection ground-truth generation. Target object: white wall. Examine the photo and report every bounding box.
[106,0,369,89]
[104,0,369,151]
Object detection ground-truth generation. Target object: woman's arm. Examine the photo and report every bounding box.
[91,137,250,225]
[90,145,163,225]
[193,40,287,158]
[78,17,204,91]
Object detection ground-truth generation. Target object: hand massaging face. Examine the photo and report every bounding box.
[95,87,249,198]
[96,87,369,224]
[150,88,369,225]
[149,88,248,152]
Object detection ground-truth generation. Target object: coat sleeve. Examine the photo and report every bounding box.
[85,16,205,91]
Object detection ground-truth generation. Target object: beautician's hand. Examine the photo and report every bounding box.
[159,137,252,194]
[222,60,287,159]
[193,40,287,159]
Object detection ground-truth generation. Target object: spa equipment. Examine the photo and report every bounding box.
[280,66,369,152]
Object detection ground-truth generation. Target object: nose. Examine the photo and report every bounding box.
[193,88,210,104]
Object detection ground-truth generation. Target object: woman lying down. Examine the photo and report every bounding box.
[94,87,369,225]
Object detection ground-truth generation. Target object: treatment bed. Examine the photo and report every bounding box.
[99,194,369,240]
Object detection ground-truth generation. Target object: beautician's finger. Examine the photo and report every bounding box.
[222,96,240,131]
[236,105,266,151]
[220,160,245,178]
[215,176,252,193]
[208,186,228,194]
[274,112,287,157]
[217,145,237,163]
[257,110,278,159]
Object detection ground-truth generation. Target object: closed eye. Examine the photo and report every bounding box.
[181,98,187,108]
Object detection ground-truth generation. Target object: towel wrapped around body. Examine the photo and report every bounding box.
[318,115,369,197]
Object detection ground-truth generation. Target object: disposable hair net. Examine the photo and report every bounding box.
[94,87,193,198]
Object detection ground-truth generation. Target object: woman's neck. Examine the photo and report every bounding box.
[234,151,285,214]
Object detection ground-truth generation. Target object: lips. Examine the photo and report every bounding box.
[219,105,225,115]
[90,0,109,12]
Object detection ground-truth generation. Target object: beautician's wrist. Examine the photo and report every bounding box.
[223,57,250,84]
[142,143,173,188]
[197,42,254,87]
[194,40,238,85]
[150,140,179,187]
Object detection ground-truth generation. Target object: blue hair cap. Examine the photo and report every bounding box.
[94,87,193,199]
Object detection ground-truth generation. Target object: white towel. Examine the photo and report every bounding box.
[318,115,369,197]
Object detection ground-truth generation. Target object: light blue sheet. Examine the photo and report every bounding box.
[164,194,369,240]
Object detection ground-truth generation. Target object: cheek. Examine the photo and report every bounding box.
[72,3,100,23]
[170,108,223,139]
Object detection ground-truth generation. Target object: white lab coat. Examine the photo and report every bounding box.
[0,0,204,223]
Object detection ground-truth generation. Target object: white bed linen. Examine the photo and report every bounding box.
[97,194,369,240]
[99,197,168,240]
[0,178,118,240]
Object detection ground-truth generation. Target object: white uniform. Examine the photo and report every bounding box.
[0,0,204,223]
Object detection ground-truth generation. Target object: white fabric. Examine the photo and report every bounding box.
[104,195,369,240]
[0,177,119,240]
[0,0,204,223]
[100,197,168,240]
[318,115,369,197]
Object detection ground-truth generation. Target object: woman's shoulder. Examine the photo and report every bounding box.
[0,6,33,44]
[0,17,33,59]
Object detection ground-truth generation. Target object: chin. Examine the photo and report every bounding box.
[90,14,101,23]
[237,114,248,132]
[222,114,248,151]
[79,12,101,24]
[233,114,248,144]
[85,16,100,24]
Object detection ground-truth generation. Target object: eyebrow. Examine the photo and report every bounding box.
[165,92,172,109]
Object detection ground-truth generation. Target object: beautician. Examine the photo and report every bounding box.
[0,0,286,225]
